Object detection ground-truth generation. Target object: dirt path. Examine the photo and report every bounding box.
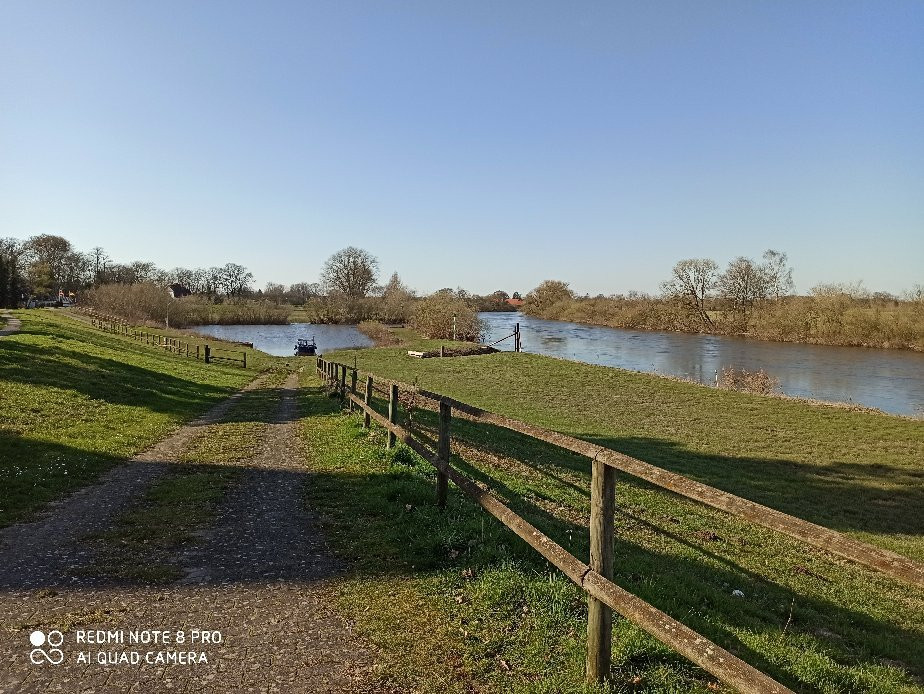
[0,311,21,338]
[0,373,384,693]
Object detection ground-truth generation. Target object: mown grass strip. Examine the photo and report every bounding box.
[329,346,924,562]
[302,365,924,693]
[299,372,729,693]
[0,310,273,527]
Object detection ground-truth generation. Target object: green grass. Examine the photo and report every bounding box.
[307,348,924,692]
[330,344,924,561]
[0,309,272,527]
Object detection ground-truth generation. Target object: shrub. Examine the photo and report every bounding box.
[718,367,780,395]
[357,321,401,346]
[84,283,289,327]
[410,294,483,341]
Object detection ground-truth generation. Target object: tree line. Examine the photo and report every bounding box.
[522,251,924,350]
[0,234,259,307]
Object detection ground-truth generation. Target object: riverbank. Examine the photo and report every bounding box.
[520,296,924,352]
[307,346,924,691]
[480,312,924,416]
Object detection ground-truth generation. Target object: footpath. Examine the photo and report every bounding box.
[0,372,384,693]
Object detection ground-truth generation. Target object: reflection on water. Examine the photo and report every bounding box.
[191,323,372,357]
[480,312,924,416]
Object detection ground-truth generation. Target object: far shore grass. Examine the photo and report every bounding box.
[0,309,275,527]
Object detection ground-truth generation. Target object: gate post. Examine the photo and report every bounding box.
[437,400,451,508]
[364,376,372,429]
[350,369,357,411]
[586,458,616,683]
[387,384,398,449]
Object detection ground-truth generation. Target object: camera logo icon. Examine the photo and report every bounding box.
[29,630,64,665]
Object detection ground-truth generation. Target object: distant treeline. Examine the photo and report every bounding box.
[0,236,518,337]
[522,252,924,351]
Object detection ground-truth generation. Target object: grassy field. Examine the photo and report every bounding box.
[307,344,924,692]
[0,309,273,527]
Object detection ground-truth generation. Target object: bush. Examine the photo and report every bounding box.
[84,283,289,327]
[718,367,780,395]
[357,321,401,346]
[410,294,483,341]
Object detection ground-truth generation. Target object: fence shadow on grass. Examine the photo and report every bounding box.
[304,386,924,688]
[0,340,240,417]
[2,381,921,690]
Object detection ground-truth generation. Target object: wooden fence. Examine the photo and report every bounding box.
[317,357,906,692]
[80,308,247,368]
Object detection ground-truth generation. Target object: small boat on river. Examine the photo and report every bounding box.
[295,337,317,356]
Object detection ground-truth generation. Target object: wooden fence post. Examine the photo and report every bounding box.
[437,400,451,508]
[387,384,398,449]
[339,364,347,401]
[204,345,211,364]
[364,376,372,429]
[586,458,616,683]
[350,369,357,411]
[243,352,247,368]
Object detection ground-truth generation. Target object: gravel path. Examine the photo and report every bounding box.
[0,311,21,338]
[0,373,385,693]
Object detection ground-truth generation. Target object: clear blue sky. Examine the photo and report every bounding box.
[1,1,921,296]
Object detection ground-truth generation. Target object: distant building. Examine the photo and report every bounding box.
[168,283,192,298]
[505,298,524,307]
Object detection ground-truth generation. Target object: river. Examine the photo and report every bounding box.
[192,316,924,416]
[480,312,924,417]
[191,323,372,356]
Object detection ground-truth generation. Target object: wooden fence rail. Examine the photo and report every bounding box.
[80,308,247,368]
[317,357,799,693]
[352,372,924,590]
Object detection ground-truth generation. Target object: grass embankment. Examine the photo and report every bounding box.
[0,310,274,527]
[301,347,924,692]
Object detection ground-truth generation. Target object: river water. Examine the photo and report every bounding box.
[191,323,372,357]
[480,312,924,416]
[192,316,924,416]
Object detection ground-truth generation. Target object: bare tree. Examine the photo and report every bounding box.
[128,261,158,284]
[90,247,109,285]
[718,256,765,328]
[382,272,415,323]
[660,258,718,329]
[523,280,574,316]
[320,247,379,299]
[219,263,253,297]
[761,249,794,300]
[288,282,321,304]
[264,282,286,304]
